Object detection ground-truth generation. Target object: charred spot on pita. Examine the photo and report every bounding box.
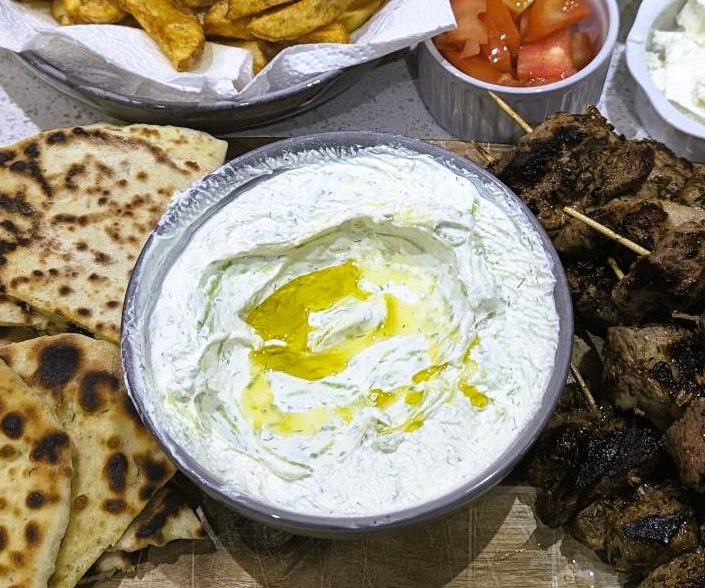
[30,432,69,464]
[103,498,127,514]
[73,494,89,511]
[77,308,92,317]
[105,452,128,493]
[0,151,15,165]
[0,526,7,551]
[139,485,157,501]
[26,491,45,509]
[46,131,66,145]
[33,342,81,388]
[0,445,16,458]
[24,522,41,546]
[24,143,39,158]
[79,371,119,413]
[144,458,168,483]
[1,411,23,439]
[136,491,185,539]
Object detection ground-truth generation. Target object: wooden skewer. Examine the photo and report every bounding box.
[470,140,495,165]
[563,207,651,257]
[570,363,599,413]
[607,256,625,280]
[488,91,534,134]
[672,311,700,323]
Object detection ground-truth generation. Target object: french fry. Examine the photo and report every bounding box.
[297,22,349,44]
[118,0,205,70]
[63,0,126,23]
[337,0,383,33]
[204,1,256,39]
[248,0,356,41]
[227,0,294,21]
[179,0,217,8]
[216,39,270,73]
[51,0,73,24]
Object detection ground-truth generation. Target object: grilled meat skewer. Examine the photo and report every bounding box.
[604,325,705,429]
[665,398,705,492]
[639,547,705,587]
[569,483,699,575]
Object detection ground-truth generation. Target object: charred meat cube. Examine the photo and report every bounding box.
[489,107,654,234]
[571,484,699,574]
[613,221,705,320]
[679,167,705,208]
[634,140,694,202]
[527,413,664,527]
[665,398,705,492]
[639,548,705,588]
[565,259,622,329]
[604,325,705,429]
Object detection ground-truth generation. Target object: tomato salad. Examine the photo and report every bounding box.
[435,0,598,87]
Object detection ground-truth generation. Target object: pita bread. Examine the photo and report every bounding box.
[0,296,48,330]
[0,334,176,588]
[0,124,227,342]
[0,358,73,588]
[79,551,136,584]
[112,483,205,552]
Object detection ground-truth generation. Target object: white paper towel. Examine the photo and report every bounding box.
[0,0,454,101]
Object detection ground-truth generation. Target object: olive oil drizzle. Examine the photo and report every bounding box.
[240,261,489,436]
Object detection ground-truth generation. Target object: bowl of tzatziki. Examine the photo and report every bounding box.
[122,133,572,537]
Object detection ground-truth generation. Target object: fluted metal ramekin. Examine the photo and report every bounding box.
[418,0,620,143]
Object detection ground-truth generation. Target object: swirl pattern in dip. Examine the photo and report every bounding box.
[149,146,560,517]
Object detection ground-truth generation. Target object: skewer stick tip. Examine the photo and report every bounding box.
[570,362,599,413]
[607,256,625,280]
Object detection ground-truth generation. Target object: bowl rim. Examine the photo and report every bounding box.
[17,50,343,113]
[625,0,705,140]
[421,0,620,95]
[121,132,573,537]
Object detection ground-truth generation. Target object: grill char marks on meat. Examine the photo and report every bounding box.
[527,412,664,527]
[634,140,694,201]
[613,221,705,320]
[639,548,705,587]
[604,325,705,430]
[554,198,705,257]
[565,259,622,329]
[665,398,705,491]
[570,484,699,575]
[679,167,705,208]
[489,107,655,234]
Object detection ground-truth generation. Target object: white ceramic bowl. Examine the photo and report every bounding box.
[626,0,705,162]
[418,0,620,143]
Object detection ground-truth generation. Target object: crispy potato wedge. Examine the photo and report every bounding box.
[216,39,270,73]
[179,0,217,8]
[63,0,126,23]
[51,0,73,24]
[118,0,205,70]
[204,1,256,39]
[227,0,294,20]
[337,0,383,32]
[248,0,356,41]
[297,22,349,44]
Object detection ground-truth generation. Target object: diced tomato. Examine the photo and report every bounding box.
[524,0,592,42]
[519,6,530,38]
[435,0,488,57]
[444,52,519,85]
[517,28,575,83]
[485,0,520,54]
[500,0,536,15]
[570,31,595,70]
[480,17,512,72]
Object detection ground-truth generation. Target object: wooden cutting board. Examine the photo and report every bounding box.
[96,139,621,588]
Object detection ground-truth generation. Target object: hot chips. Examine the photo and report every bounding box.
[204,1,255,39]
[227,0,293,21]
[43,0,385,71]
[247,0,357,42]
[63,0,125,23]
[118,0,205,70]
[337,0,383,33]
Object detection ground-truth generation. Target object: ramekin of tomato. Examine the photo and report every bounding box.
[417,0,619,142]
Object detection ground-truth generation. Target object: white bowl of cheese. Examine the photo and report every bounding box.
[627,0,705,162]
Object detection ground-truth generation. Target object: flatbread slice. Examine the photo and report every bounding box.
[0,296,48,330]
[79,551,136,585]
[112,483,205,552]
[0,124,227,342]
[0,334,176,588]
[0,358,73,588]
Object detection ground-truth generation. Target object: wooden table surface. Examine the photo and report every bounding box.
[96,140,621,588]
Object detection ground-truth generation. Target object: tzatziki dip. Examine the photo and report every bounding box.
[148,146,560,517]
